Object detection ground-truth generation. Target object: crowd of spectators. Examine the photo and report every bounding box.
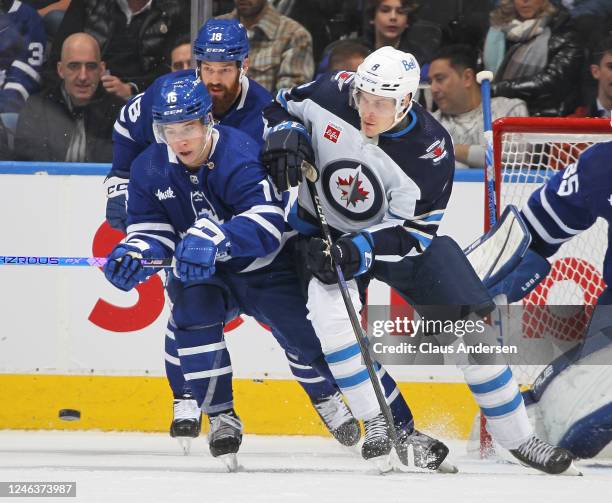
[0,0,611,164]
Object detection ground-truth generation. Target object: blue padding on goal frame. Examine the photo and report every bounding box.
[0,162,490,181]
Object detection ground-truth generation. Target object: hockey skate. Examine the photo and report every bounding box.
[208,409,243,472]
[313,392,361,447]
[510,435,581,475]
[395,427,458,474]
[169,395,201,455]
[362,413,392,473]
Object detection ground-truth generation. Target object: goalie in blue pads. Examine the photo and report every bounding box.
[468,140,612,459]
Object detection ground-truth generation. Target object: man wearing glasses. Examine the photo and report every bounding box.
[14,32,124,163]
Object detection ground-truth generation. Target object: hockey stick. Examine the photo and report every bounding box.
[300,161,402,459]
[0,256,172,267]
[476,71,497,227]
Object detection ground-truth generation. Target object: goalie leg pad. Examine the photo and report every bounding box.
[559,402,612,458]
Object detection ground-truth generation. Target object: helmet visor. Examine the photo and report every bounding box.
[153,115,212,144]
[353,89,397,118]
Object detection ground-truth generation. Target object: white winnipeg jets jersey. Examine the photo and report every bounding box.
[264,71,455,259]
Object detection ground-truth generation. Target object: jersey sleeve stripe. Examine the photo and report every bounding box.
[539,187,583,236]
[126,232,176,251]
[522,203,573,245]
[126,222,175,234]
[3,82,28,101]
[242,204,285,217]
[114,121,134,141]
[239,213,283,241]
[11,60,41,82]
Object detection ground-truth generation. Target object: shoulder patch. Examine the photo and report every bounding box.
[333,71,355,91]
[419,138,448,164]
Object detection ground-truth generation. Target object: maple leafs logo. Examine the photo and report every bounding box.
[336,166,369,207]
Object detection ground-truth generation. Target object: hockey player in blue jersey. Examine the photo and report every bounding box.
[102,75,356,469]
[261,45,578,474]
[482,140,612,459]
[104,19,363,452]
[0,0,46,114]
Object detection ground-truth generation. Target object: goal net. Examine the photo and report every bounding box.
[476,117,612,455]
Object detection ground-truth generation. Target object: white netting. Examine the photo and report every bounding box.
[493,126,612,386]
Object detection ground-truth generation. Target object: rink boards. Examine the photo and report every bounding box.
[0,165,485,437]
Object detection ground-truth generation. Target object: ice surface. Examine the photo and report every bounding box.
[0,431,609,502]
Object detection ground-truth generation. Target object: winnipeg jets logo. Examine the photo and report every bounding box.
[336,165,369,207]
[419,138,448,164]
[322,160,383,221]
[608,194,612,206]
[155,187,176,200]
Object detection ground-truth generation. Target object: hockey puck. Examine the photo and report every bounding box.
[58,409,81,421]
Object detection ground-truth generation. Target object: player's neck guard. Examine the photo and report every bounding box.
[381,110,417,138]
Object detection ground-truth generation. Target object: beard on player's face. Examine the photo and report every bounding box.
[207,78,241,115]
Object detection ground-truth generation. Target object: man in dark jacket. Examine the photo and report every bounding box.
[44,0,189,99]
[15,32,124,162]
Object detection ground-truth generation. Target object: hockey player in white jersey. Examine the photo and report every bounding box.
[480,140,612,460]
[261,46,577,474]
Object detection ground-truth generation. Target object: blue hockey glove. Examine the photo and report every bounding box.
[104,176,129,232]
[103,243,151,292]
[261,121,316,192]
[306,232,374,285]
[174,218,230,282]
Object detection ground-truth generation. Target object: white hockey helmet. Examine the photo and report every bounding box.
[353,46,420,129]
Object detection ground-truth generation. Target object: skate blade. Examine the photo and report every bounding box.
[177,437,192,456]
[367,455,393,474]
[559,462,582,477]
[217,453,239,472]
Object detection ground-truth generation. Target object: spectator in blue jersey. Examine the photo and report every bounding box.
[483,0,584,116]
[14,32,124,162]
[44,0,189,100]
[0,0,46,115]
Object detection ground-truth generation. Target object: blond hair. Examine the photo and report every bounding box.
[490,0,557,27]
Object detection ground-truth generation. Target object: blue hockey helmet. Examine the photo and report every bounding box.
[152,74,213,143]
[193,19,249,64]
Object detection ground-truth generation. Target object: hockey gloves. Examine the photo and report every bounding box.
[104,176,129,233]
[174,218,230,282]
[306,233,374,285]
[261,121,316,192]
[104,243,151,292]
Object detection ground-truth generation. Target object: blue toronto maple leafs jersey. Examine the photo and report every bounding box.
[123,124,287,273]
[522,141,612,288]
[110,70,272,178]
[0,0,46,113]
[264,71,455,261]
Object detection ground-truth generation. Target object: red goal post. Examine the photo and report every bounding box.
[476,117,612,457]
